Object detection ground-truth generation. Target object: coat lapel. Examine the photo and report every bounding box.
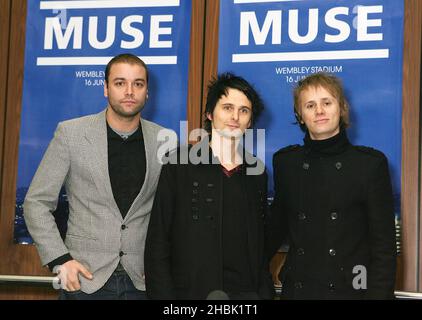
[83,109,122,220]
[124,118,158,220]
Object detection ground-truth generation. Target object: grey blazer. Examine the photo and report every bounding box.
[24,109,166,293]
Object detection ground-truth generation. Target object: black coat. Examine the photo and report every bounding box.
[268,130,396,299]
[145,144,274,300]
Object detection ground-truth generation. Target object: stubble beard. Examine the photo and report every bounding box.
[109,100,145,119]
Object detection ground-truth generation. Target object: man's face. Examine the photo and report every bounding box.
[104,62,148,118]
[299,85,341,140]
[207,88,252,138]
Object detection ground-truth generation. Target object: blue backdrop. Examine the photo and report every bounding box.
[15,0,192,243]
[218,0,403,210]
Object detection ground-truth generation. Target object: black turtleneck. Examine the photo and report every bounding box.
[303,129,350,158]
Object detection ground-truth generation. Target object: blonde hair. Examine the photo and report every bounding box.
[293,72,350,131]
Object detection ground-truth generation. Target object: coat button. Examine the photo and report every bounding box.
[192,189,198,195]
[329,249,336,256]
[121,225,126,230]
[191,198,198,203]
[328,283,336,291]
[302,162,310,170]
[294,282,303,289]
[119,251,125,257]
[297,248,305,256]
[298,212,306,220]
[192,214,199,220]
[205,198,214,203]
[193,181,199,187]
[207,183,214,188]
[330,212,338,220]
[335,162,342,170]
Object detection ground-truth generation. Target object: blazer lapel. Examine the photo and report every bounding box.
[124,118,159,220]
[83,109,122,220]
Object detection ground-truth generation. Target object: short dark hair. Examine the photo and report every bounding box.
[293,72,350,131]
[203,72,264,133]
[105,53,149,84]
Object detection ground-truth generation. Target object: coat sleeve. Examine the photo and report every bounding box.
[23,122,71,266]
[265,154,289,259]
[144,163,177,299]
[365,155,397,299]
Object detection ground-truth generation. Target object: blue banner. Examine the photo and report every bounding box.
[218,0,403,211]
[15,0,192,243]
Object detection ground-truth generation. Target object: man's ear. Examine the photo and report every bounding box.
[104,81,108,98]
[294,112,303,124]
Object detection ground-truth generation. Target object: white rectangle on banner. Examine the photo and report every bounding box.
[40,0,180,10]
[234,0,303,4]
[232,49,389,63]
[37,56,178,66]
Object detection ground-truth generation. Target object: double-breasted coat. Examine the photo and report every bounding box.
[267,130,396,299]
[145,144,274,299]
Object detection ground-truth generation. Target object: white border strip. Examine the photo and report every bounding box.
[234,0,303,4]
[37,56,177,66]
[232,49,389,63]
[40,0,180,10]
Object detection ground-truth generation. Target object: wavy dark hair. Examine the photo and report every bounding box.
[203,72,264,134]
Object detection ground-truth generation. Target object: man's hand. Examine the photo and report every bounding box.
[55,260,93,291]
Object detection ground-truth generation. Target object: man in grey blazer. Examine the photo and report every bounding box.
[24,53,167,299]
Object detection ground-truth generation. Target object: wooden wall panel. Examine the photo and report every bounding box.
[0,0,11,216]
[401,0,422,292]
[0,0,60,299]
[187,0,206,141]
[201,0,220,116]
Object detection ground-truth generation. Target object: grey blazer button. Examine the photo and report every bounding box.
[335,162,342,170]
[329,249,336,256]
[119,251,124,257]
[303,163,310,170]
[121,225,126,230]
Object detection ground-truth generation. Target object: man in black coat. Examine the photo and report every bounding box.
[268,72,397,299]
[145,73,274,300]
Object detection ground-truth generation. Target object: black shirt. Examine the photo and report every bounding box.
[221,165,254,294]
[107,122,146,219]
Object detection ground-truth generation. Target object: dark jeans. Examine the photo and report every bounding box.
[59,268,148,300]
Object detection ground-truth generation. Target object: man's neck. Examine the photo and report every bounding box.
[106,107,140,132]
[210,130,243,170]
